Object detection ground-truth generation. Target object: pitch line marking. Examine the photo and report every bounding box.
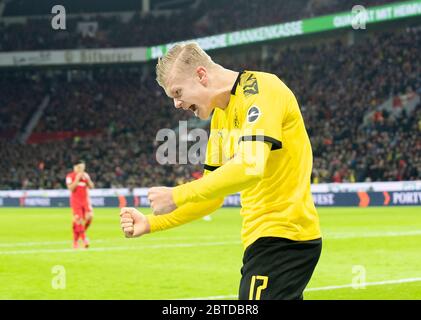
[0,235,239,248]
[0,241,241,255]
[2,229,421,248]
[181,277,421,300]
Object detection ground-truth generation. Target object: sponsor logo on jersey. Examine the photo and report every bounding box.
[242,73,259,97]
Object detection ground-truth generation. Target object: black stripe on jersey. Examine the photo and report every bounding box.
[204,164,220,171]
[231,71,245,95]
[238,135,282,151]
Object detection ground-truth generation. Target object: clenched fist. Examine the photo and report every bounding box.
[119,207,150,238]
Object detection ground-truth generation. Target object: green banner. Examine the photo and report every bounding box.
[147,0,421,60]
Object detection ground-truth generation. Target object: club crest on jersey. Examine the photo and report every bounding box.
[247,106,261,123]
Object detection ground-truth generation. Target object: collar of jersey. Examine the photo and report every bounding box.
[230,70,245,96]
[223,70,245,115]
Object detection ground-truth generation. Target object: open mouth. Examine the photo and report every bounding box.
[189,104,198,115]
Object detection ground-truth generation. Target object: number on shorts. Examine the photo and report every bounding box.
[249,275,268,300]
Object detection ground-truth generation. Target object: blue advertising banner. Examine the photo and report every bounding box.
[0,191,420,208]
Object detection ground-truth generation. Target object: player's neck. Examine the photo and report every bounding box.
[211,68,239,110]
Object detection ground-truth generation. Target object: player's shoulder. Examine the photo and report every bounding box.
[66,172,75,180]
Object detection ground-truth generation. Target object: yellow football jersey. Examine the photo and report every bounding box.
[204,71,321,248]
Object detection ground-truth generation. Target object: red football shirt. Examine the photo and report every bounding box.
[66,172,89,207]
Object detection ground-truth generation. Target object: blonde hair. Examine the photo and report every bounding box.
[156,42,215,88]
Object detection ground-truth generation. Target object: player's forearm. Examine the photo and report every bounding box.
[173,141,271,206]
[84,173,94,188]
[67,182,78,192]
[146,198,224,232]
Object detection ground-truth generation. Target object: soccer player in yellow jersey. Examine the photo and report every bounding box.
[119,42,322,300]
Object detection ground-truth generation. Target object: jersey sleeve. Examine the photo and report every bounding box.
[203,112,223,175]
[172,140,271,206]
[239,75,288,151]
[146,198,224,233]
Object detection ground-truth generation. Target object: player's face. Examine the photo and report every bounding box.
[166,67,213,120]
[74,163,85,173]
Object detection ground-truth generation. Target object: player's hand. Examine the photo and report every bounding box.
[119,207,150,238]
[148,187,177,215]
[75,172,83,181]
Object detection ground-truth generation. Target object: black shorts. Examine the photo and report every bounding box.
[238,237,322,300]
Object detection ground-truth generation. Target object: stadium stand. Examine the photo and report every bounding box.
[0,0,397,51]
[0,23,420,189]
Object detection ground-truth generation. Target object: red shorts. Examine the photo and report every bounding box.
[72,204,93,219]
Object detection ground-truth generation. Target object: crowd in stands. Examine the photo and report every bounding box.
[0,26,420,190]
[0,136,202,190]
[0,67,201,189]
[263,28,421,183]
[0,72,46,136]
[0,0,397,51]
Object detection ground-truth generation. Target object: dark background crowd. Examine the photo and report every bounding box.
[0,0,397,51]
[0,0,420,190]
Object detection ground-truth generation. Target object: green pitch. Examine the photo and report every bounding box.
[0,206,420,300]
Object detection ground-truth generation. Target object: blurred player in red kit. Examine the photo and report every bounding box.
[66,160,94,249]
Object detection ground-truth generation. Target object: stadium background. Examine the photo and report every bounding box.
[0,0,420,300]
